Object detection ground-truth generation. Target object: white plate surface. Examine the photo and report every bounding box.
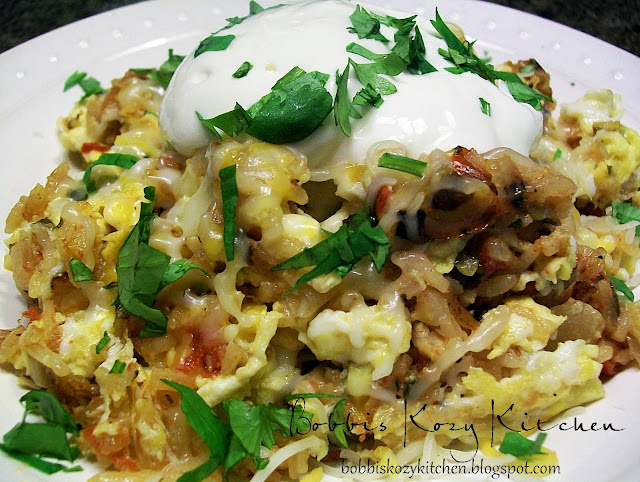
[1,0,640,480]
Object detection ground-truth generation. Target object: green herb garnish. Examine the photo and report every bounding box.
[330,398,350,448]
[216,1,284,33]
[130,49,185,89]
[282,393,344,402]
[499,432,547,458]
[519,64,536,74]
[1,390,81,474]
[162,380,230,481]
[69,258,93,282]
[378,152,427,177]
[161,380,312,479]
[610,276,635,301]
[553,148,562,161]
[339,10,436,135]
[198,67,333,144]
[219,165,238,262]
[21,391,78,436]
[349,54,405,96]
[0,446,81,474]
[272,209,390,294]
[282,394,349,448]
[109,360,127,374]
[63,71,105,101]
[223,398,307,471]
[116,187,210,337]
[348,5,389,43]
[160,259,210,291]
[612,201,640,236]
[95,331,111,354]
[82,153,139,194]
[431,9,552,110]
[232,61,253,78]
[349,11,436,75]
[479,97,491,116]
[391,23,436,75]
[249,0,265,14]
[333,62,361,137]
[246,67,333,143]
[194,34,235,58]
[352,83,383,108]
[197,104,250,139]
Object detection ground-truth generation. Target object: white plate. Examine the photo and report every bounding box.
[1,1,639,480]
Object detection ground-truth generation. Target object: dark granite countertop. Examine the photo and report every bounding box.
[2,0,638,56]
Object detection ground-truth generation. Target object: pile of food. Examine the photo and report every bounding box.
[2,0,640,480]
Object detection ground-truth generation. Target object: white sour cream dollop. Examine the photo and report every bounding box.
[160,0,542,174]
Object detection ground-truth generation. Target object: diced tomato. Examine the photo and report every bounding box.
[600,359,620,378]
[22,307,41,322]
[375,184,392,218]
[450,148,491,184]
[178,332,225,376]
[158,154,183,170]
[82,422,138,471]
[80,142,110,154]
[478,241,509,276]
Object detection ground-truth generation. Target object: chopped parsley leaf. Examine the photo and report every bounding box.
[69,258,93,282]
[479,97,491,116]
[330,398,350,448]
[161,380,312,478]
[0,446,81,474]
[219,164,239,262]
[1,390,81,473]
[232,61,253,78]
[499,432,547,458]
[82,153,139,194]
[198,67,333,144]
[352,83,384,108]
[350,55,404,96]
[348,5,389,43]
[216,1,284,33]
[115,187,210,337]
[431,9,552,110]
[63,71,105,101]
[272,209,390,294]
[612,201,640,236]
[610,276,635,302]
[197,104,251,139]
[162,380,230,480]
[553,148,563,161]
[194,34,235,58]
[130,49,185,89]
[334,62,361,137]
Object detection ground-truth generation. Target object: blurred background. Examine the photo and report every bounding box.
[1,0,638,56]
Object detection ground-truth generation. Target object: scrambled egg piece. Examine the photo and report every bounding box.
[301,300,411,380]
[480,439,560,475]
[59,287,117,376]
[197,304,281,406]
[58,104,90,153]
[576,209,640,280]
[463,340,604,420]
[281,213,342,293]
[488,297,566,359]
[513,231,577,296]
[534,90,640,206]
[426,238,467,274]
[88,174,147,232]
